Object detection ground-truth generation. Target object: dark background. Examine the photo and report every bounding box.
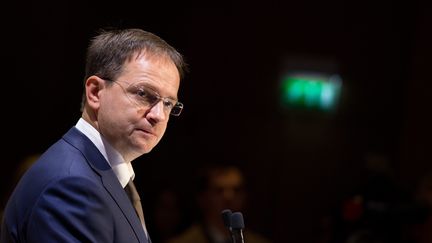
[2,0,432,242]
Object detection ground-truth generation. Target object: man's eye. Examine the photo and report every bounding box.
[163,100,174,109]
[136,88,160,104]
[137,89,148,98]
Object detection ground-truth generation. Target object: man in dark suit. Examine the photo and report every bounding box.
[1,28,186,242]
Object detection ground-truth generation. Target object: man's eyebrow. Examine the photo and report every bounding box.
[133,81,178,101]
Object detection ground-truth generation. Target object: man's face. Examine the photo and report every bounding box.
[97,53,180,161]
[203,168,246,215]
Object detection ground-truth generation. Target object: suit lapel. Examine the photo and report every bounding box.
[63,127,148,243]
[99,170,148,242]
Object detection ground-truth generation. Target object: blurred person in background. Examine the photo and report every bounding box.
[167,164,271,243]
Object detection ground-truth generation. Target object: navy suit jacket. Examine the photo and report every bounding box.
[1,127,149,243]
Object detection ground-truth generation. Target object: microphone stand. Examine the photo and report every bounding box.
[221,209,245,243]
[231,212,245,243]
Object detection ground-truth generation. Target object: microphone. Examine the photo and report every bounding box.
[221,209,233,231]
[231,212,245,243]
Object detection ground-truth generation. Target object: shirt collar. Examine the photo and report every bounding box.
[75,118,135,188]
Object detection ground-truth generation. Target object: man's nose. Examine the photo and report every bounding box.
[147,100,167,122]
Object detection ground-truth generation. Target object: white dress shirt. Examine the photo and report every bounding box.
[75,118,134,188]
[75,118,150,239]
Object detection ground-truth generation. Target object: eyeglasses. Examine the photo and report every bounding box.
[103,78,183,116]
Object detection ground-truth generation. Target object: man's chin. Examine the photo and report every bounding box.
[135,142,156,155]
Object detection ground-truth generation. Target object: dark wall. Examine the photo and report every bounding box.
[2,1,431,242]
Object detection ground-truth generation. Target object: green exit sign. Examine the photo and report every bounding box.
[281,73,342,111]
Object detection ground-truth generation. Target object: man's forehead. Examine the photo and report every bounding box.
[210,171,244,187]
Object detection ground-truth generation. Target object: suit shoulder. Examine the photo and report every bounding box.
[31,138,97,179]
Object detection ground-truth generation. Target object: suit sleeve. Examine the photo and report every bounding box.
[26,176,114,243]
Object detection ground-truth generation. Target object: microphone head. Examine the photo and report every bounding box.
[221,209,233,228]
[231,212,245,230]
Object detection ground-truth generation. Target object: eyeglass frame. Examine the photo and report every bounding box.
[100,77,184,116]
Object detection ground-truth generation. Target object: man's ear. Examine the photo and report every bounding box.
[85,75,105,109]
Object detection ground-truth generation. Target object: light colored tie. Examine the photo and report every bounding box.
[124,179,150,240]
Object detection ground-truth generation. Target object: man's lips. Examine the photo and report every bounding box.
[136,128,155,137]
